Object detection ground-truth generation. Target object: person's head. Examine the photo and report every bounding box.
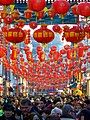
[20,98,32,118]
[51,107,62,118]
[3,103,14,118]
[62,104,75,117]
[85,99,90,108]
[15,109,22,120]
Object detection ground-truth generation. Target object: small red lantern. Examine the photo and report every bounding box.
[78,2,90,17]
[29,21,37,29]
[16,19,25,28]
[28,0,46,12]
[24,9,32,19]
[52,25,62,33]
[33,24,54,43]
[4,15,13,25]
[52,0,70,18]
[3,27,26,43]
[48,8,56,19]
[78,47,84,58]
[37,10,44,20]
[11,10,20,20]
[0,0,14,5]
[10,48,18,60]
[67,49,73,59]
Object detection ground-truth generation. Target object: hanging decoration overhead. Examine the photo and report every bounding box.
[52,0,70,18]
[3,27,26,43]
[33,24,55,43]
[0,0,14,5]
[28,0,46,12]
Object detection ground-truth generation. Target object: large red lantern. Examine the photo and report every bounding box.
[3,27,26,43]
[28,0,46,12]
[78,2,90,17]
[33,24,54,43]
[0,0,14,5]
[52,0,70,17]
[64,26,85,43]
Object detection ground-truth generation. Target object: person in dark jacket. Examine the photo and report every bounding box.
[76,99,90,120]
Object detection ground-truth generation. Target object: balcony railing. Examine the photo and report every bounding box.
[14,0,90,4]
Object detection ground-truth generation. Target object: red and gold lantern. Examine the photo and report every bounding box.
[24,9,32,19]
[33,24,54,43]
[3,27,26,43]
[64,25,85,43]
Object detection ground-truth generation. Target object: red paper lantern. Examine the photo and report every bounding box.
[4,15,13,25]
[78,47,84,57]
[52,25,62,33]
[11,10,20,20]
[33,24,54,43]
[48,8,56,19]
[0,0,14,5]
[16,19,25,28]
[52,0,70,16]
[24,9,32,19]
[28,0,46,12]
[67,49,73,59]
[37,11,44,20]
[3,27,26,43]
[29,21,37,29]
[78,2,90,17]
[64,26,85,43]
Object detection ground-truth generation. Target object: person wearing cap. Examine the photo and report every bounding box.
[76,99,90,120]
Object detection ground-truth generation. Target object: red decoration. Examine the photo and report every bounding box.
[24,9,32,19]
[28,0,46,12]
[11,10,20,20]
[29,21,37,29]
[52,0,70,16]
[78,47,84,58]
[72,5,79,16]
[67,49,73,59]
[78,2,90,17]
[37,11,44,20]
[0,0,14,5]
[33,24,54,43]
[3,27,26,43]
[52,25,62,33]
[4,15,13,25]
[16,19,25,28]
[48,8,56,19]
[0,10,7,19]
[64,26,85,43]
[0,45,6,58]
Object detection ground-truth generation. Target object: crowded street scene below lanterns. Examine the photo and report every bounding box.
[0,0,90,120]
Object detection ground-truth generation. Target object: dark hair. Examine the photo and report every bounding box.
[3,103,14,112]
[20,98,32,106]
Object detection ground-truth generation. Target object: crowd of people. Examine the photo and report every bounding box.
[0,94,90,120]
